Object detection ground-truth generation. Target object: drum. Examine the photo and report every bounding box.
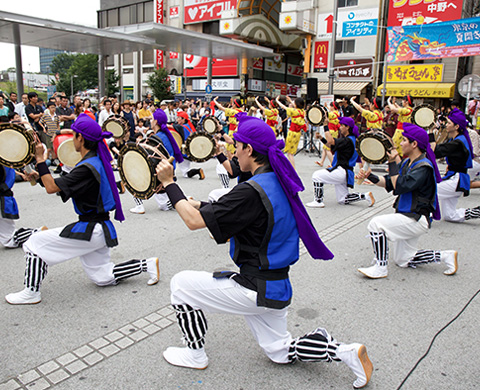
[53,134,83,167]
[102,115,128,138]
[202,116,220,135]
[306,105,328,126]
[169,129,183,150]
[0,123,36,169]
[185,132,216,163]
[411,104,436,129]
[356,131,394,164]
[118,135,171,200]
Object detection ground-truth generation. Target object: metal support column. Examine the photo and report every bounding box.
[13,24,24,97]
[206,44,212,102]
[98,55,105,99]
[327,0,338,95]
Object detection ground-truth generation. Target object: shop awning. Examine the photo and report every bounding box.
[377,83,455,98]
[317,81,370,96]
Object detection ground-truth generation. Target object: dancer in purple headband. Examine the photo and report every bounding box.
[156,112,373,389]
[431,108,480,222]
[357,123,457,279]
[6,114,160,305]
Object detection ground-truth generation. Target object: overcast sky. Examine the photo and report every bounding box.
[0,0,100,72]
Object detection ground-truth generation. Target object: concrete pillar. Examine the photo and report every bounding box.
[98,55,105,99]
[13,24,24,97]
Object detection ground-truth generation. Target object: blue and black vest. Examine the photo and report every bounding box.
[443,134,472,196]
[0,166,19,220]
[229,172,299,309]
[394,156,437,221]
[59,155,118,247]
[155,131,177,169]
[328,135,358,188]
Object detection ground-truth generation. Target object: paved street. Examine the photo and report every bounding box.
[1,151,479,390]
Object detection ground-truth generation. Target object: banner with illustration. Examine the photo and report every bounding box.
[387,17,480,63]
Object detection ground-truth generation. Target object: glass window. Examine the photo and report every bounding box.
[143,50,154,65]
[335,40,355,54]
[137,3,144,23]
[107,9,118,27]
[98,11,107,28]
[339,0,358,7]
[119,6,130,25]
[144,1,154,22]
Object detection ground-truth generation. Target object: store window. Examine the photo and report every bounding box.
[335,40,355,54]
[338,0,358,7]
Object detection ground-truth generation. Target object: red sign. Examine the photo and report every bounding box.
[184,55,238,77]
[169,52,179,59]
[169,6,179,19]
[252,58,264,70]
[387,0,463,26]
[155,0,164,24]
[184,0,237,24]
[287,64,303,77]
[156,50,164,69]
[313,41,329,73]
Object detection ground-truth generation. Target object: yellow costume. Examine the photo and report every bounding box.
[362,109,383,130]
[284,108,306,154]
[323,111,340,151]
[392,106,413,157]
[224,107,242,154]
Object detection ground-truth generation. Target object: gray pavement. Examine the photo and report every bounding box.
[1,151,479,390]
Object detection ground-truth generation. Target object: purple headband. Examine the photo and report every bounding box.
[233,112,333,260]
[403,123,442,220]
[448,108,473,156]
[153,109,184,163]
[71,114,124,222]
[339,117,359,137]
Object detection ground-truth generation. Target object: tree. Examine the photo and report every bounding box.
[55,54,98,98]
[50,53,75,75]
[146,68,173,102]
[106,69,120,97]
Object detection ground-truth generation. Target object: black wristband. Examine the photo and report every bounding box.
[367,173,380,184]
[388,161,400,176]
[37,162,50,177]
[320,137,328,145]
[428,133,435,143]
[216,153,227,164]
[164,183,187,206]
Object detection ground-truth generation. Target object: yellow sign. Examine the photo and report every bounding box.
[377,83,455,98]
[386,64,444,83]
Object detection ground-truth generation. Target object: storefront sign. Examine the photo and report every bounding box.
[192,78,240,91]
[377,83,455,98]
[248,79,265,92]
[317,8,379,38]
[386,64,444,82]
[252,58,264,70]
[184,0,237,24]
[334,58,373,80]
[264,59,286,74]
[170,6,179,19]
[313,41,328,73]
[266,81,287,96]
[387,0,463,26]
[287,64,303,77]
[155,0,164,68]
[184,55,238,77]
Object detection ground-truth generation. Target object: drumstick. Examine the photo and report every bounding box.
[356,162,370,185]
[23,165,37,186]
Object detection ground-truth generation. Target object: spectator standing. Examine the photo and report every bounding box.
[25,92,44,136]
[121,100,137,141]
[56,96,75,129]
[0,95,9,117]
[39,101,60,162]
[6,92,17,114]
[15,93,29,118]
[98,99,114,127]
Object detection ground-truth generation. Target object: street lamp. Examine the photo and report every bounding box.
[70,74,78,102]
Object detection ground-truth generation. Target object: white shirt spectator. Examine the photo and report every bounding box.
[98,108,113,127]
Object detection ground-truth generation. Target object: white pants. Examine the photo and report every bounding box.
[24,224,115,286]
[468,160,480,180]
[208,187,232,203]
[312,167,349,204]
[0,217,16,248]
[368,213,429,267]
[170,270,292,363]
[178,160,191,177]
[154,192,170,210]
[437,175,465,222]
[216,162,228,176]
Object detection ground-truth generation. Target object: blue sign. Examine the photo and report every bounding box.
[343,19,377,37]
[47,85,57,99]
[205,84,212,94]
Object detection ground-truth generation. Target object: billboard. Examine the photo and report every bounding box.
[386,64,444,82]
[388,0,464,26]
[387,17,480,62]
[184,0,237,24]
[184,55,238,77]
[334,59,373,80]
[317,8,379,38]
[313,41,329,73]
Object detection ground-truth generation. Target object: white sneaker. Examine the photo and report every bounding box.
[129,205,145,214]
[163,347,208,370]
[5,288,41,305]
[146,257,160,285]
[337,343,373,389]
[441,250,458,275]
[358,263,388,279]
[366,192,375,207]
[306,201,325,208]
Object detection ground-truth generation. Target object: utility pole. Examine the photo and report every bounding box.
[327,0,339,95]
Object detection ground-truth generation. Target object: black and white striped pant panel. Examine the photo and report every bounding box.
[166,199,174,210]
[218,174,230,189]
[313,182,324,203]
[13,227,36,247]
[173,304,208,350]
[370,231,388,266]
[112,259,146,282]
[465,206,480,220]
[24,252,48,292]
[344,192,364,205]
[288,327,340,363]
[133,197,144,206]
[408,250,440,268]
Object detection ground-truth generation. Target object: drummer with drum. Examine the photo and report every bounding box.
[387,96,413,157]
[306,117,375,209]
